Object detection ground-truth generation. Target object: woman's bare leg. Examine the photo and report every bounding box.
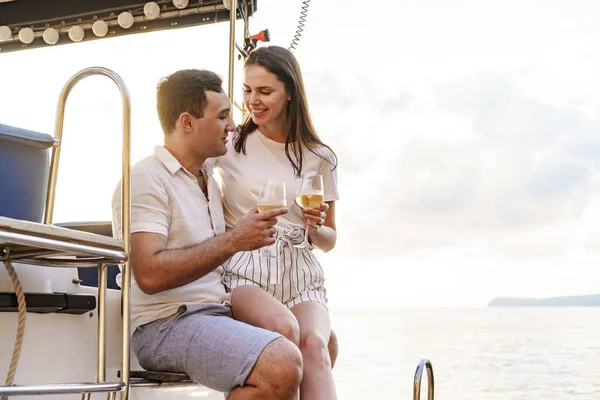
[291,302,337,400]
[230,285,300,345]
[229,285,302,399]
[328,330,338,369]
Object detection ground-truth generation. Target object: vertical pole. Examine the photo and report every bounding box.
[97,264,108,383]
[228,0,237,103]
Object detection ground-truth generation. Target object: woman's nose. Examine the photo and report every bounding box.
[248,92,258,104]
[227,116,236,129]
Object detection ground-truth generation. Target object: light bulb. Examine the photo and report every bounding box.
[173,0,189,10]
[144,2,161,19]
[42,28,59,45]
[18,27,35,44]
[118,12,134,29]
[0,26,11,42]
[92,20,109,37]
[68,25,85,42]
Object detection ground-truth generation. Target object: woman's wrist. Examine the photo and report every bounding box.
[308,226,336,251]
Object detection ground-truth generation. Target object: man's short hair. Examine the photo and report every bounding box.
[156,69,223,134]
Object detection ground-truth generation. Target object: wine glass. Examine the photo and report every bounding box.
[257,180,286,259]
[294,174,324,248]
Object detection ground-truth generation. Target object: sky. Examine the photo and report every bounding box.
[1,0,600,308]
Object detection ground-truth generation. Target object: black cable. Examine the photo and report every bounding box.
[236,1,250,36]
[289,0,310,52]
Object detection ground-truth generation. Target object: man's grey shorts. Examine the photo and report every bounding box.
[132,303,282,393]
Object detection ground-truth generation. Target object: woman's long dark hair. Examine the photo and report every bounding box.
[234,45,337,177]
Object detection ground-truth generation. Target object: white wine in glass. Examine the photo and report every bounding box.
[257,204,286,212]
[257,180,286,260]
[294,174,324,248]
[295,191,324,210]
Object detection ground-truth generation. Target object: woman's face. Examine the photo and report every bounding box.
[243,64,290,131]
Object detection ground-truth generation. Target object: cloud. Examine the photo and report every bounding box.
[305,71,412,118]
[436,71,513,139]
[319,71,600,258]
[527,163,590,197]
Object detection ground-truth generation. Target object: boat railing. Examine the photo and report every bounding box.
[46,66,132,400]
[413,358,435,400]
[0,66,132,400]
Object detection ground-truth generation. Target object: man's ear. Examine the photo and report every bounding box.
[178,112,194,132]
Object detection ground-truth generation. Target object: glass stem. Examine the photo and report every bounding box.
[304,221,310,246]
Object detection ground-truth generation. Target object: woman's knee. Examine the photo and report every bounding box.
[300,331,331,368]
[328,329,339,369]
[268,314,300,346]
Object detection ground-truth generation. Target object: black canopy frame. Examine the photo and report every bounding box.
[0,0,256,53]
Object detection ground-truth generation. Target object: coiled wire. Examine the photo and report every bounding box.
[289,0,310,52]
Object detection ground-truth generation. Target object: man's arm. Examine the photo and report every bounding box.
[131,207,287,295]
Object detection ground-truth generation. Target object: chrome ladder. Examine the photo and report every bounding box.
[413,358,434,400]
[0,66,132,399]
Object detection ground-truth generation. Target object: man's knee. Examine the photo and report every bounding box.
[250,337,302,397]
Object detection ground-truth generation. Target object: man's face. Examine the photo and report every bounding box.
[191,90,235,159]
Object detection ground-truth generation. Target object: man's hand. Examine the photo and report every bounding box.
[129,207,287,295]
[229,207,288,251]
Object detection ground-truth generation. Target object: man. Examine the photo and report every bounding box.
[112,69,302,399]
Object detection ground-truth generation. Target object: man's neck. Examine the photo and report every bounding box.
[164,142,205,176]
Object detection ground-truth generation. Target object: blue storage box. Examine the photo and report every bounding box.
[0,123,55,222]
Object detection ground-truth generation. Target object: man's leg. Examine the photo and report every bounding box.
[132,304,302,399]
[229,338,302,400]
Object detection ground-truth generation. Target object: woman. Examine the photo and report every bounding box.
[215,45,338,399]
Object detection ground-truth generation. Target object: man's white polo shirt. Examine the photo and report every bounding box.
[112,146,229,331]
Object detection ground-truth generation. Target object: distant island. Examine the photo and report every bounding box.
[488,294,600,307]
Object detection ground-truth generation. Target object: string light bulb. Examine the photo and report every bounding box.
[42,28,59,45]
[173,0,189,10]
[92,20,109,37]
[0,26,11,42]
[68,25,85,42]
[18,27,35,44]
[144,2,161,19]
[118,11,135,29]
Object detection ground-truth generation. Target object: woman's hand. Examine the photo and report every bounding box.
[302,202,329,231]
[301,201,337,252]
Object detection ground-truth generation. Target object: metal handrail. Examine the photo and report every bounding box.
[0,382,124,396]
[230,0,253,120]
[42,67,132,400]
[413,358,434,400]
[228,0,237,103]
[0,231,127,262]
[4,255,122,267]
